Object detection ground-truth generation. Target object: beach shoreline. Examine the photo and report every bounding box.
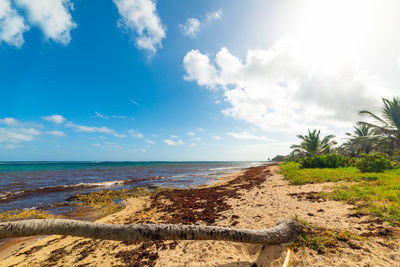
[0,165,254,263]
[1,163,399,266]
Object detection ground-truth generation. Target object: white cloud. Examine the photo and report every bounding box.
[0,117,19,126]
[170,135,178,138]
[179,18,200,38]
[183,38,389,133]
[103,142,122,150]
[145,138,154,144]
[129,99,138,105]
[128,129,144,138]
[194,137,201,141]
[183,50,219,88]
[42,115,66,124]
[213,135,221,140]
[205,10,222,23]
[66,122,126,138]
[163,139,184,146]
[95,112,108,119]
[112,115,127,119]
[113,0,166,54]
[46,130,65,137]
[187,131,195,136]
[0,0,29,47]
[227,131,272,141]
[179,9,222,38]
[92,143,102,147]
[15,0,76,44]
[141,148,146,152]
[189,142,196,147]
[197,128,205,132]
[0,127,41,143]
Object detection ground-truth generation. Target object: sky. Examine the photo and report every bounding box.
[1,0,400,161]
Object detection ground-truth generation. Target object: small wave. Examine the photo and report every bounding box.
[208,166,240,171]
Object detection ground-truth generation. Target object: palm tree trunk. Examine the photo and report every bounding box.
[0,219,303,245]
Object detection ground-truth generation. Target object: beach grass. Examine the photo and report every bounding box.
[290,217,362,254]
[280,162,400,226]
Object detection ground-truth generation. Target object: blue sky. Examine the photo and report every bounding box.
[1,0,400,161]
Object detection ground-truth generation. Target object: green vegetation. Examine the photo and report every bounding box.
[290,129,337,157]
[340,125,377,156]
[298,153,351,169]
[357,97,400,155]
[280,162,400,225]
[356,153,393,173]
[278,97,400,226]
[290,217,361,254]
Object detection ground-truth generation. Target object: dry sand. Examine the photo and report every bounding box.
[0,165,399,266]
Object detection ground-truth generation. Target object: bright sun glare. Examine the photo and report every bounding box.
[286,0,380,70]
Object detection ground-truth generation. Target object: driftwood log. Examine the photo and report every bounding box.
[0,219,302,245]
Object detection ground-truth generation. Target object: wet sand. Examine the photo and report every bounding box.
[0,164,399,266]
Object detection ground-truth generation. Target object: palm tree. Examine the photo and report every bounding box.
[358,97,400,153]
[290,129,336,156]
[342,125,377,155]
[0,219,303,245]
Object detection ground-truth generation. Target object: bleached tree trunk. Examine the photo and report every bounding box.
[0,219,303,245]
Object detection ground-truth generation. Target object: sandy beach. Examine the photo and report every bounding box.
[0,164,399,266]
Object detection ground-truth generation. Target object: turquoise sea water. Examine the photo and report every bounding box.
[0,161,265,213]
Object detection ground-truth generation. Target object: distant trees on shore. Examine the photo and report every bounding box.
[275,97,400,161]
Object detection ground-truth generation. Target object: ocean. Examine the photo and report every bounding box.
[0,161,265,214]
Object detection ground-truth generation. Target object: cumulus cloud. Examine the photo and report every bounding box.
[163,139,183,146]
[213,135,221,140]
[179,18,200,38]
[0,0,29,47]
[0,127,41,143]
[187,131,195,136]
[15,0,76,44]
[113,0,166,54]
[128,129,144,138]
[66,122,126,138]
[46,130,66,137]
[183,38,389,133]
[42,115,66,124]
[227,131,272,141]
[183,49,219,88]
[179,9,222,38]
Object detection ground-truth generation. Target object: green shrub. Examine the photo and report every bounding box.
[298,153,351,169]
[356,153,393,173]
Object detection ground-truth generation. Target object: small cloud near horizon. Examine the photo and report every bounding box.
[164,139,184,146]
